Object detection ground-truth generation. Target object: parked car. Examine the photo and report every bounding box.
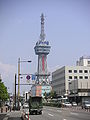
[64,102,72,107]
[72,102,77,106]
[82,101,90,109]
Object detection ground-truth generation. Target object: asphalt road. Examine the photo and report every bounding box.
[0,106,90,120]
[30,106,90,120]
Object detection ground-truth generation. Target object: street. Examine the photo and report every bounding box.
[0,106,90,120]
[30,106,90,120]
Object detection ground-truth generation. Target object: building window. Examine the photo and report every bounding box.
[85,76,88,79]
[69,76,72,79]
[68,70,72,73]
[88,61,90,64]
[74,76,78,79]
[79,76,83,79]
[74,70,77,73]
[79,70,83,73]
[84,70,88,73]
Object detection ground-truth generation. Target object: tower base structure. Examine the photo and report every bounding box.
[31,84,52,97]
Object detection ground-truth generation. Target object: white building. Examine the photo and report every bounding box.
[76,56,90,67]
[52,56,90,103]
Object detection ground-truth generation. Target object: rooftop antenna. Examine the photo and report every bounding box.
[40,13,45,41]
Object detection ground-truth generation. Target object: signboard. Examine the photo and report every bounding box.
[26,74,36,84]
[26,75,31,80]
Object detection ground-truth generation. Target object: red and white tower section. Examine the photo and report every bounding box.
[34,13,51,84]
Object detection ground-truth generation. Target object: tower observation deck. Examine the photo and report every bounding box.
[34,13,51,84]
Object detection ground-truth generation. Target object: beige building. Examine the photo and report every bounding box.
[52,56,90,102]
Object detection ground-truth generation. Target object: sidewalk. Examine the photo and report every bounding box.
[1,111,22,120]
[0,106,10,113]
[0,107,9,120]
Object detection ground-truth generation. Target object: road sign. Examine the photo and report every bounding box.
[32,75,36,80]
[26,75,31,80]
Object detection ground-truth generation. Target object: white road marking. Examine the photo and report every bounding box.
[48,113,54,116]
[70,112,79,115]
[48,109,52,111]
[63,119,67,120]
[7,113,10,116]
[57,110,62,112]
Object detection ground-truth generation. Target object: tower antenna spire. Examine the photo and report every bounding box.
[40,13,45,41]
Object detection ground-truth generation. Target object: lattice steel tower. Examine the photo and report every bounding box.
[34,13,51,84]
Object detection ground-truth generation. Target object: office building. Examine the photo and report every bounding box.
[52,56,90,102]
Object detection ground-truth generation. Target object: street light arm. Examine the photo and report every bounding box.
[28,60,32,62]
[19,60,32,63]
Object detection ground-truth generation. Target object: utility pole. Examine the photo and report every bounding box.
[17,58,32,110]
[15,74,16,110]
[18,58,20,110]
[18,58,20,99]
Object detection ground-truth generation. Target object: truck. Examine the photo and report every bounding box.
[29,96,43,115]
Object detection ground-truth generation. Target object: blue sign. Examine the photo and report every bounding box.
[32,75,36,80]
[39,41,49,45]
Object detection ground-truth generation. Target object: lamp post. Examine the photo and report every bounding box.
[18,58,32,110]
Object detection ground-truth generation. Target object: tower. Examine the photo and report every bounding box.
[34,13,51,85]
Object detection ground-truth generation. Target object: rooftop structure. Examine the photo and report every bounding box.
[76,56,90,67]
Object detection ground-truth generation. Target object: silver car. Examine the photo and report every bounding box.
[72,102,77,106]
[64,102,72,107]
[82,101,90,109]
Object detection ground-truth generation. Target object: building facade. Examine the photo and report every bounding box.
[52,56,90,103]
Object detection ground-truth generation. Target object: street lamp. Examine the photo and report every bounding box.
[18,58,32,110]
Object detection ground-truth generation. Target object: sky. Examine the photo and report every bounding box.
[0,0,90,94]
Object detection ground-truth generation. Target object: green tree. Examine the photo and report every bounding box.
[49,90,57,99]
[0,79,9,101]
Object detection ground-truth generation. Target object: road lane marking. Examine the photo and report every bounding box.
[57,110,62,112]
[48,109,52,111]
[70,112,79,115]
[7,113,10,116]
[48,113,54,116]
[63,119,67,120]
